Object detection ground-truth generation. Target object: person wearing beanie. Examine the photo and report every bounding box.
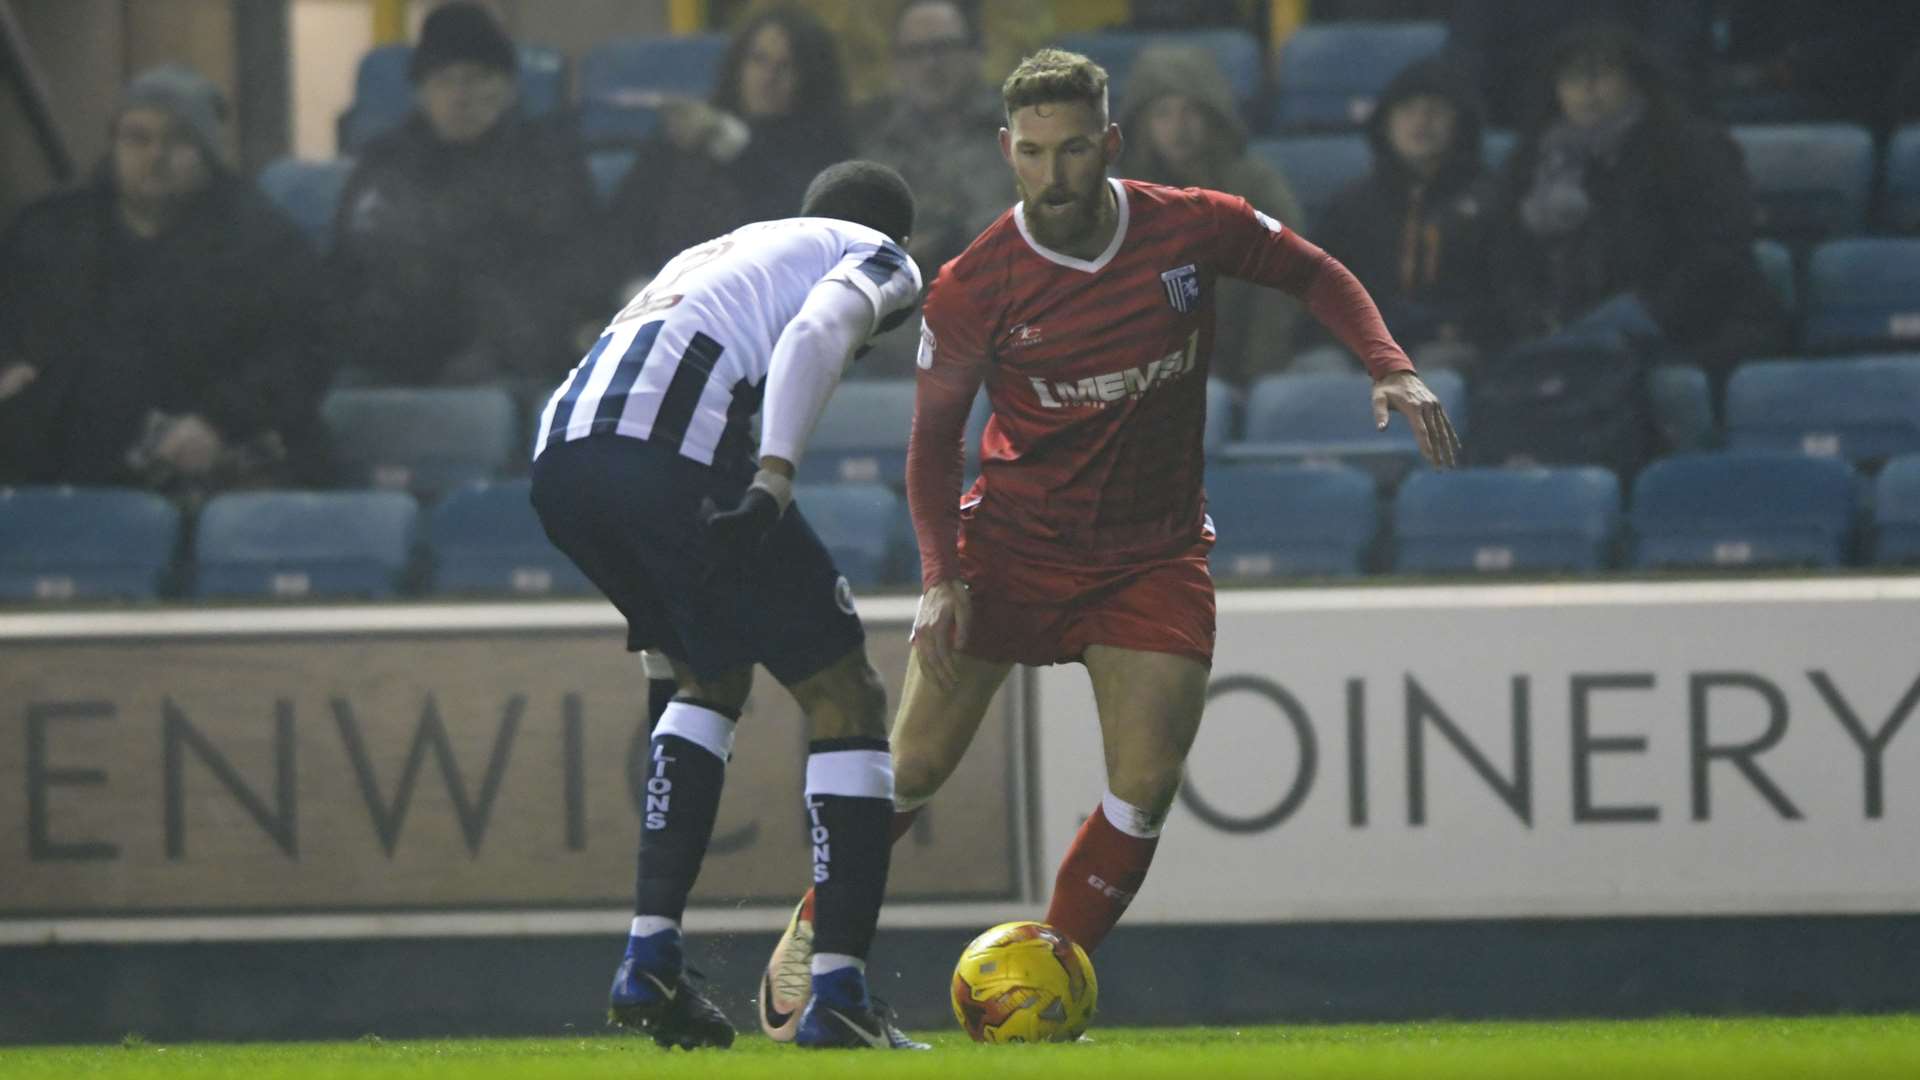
[329,0,601,390]
[1114,45,1306,387]
[0,64,331,490]
[1292,55,1493,375]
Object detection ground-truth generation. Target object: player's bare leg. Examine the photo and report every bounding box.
[761,645,1010,1042]
[607,657,751,1049]
[765,646,929,1049]
[1045,644,1209,952]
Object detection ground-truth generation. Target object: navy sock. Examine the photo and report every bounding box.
[633,699,736,920]
[804,737,895,962]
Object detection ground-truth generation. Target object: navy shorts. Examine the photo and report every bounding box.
[530,435,864,685]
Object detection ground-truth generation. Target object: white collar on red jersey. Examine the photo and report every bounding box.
[1011,177,1130,274]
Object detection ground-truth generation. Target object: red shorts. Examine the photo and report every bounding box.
[955,520,1216,668]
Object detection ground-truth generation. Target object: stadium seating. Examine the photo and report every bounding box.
[1650,365,1716,452]
[587,147,639,203]
[1629,451,1856,569]
[578,102,661,146]
[1205,376,1235,456]
[1731,124,1874,244]
[792,482,906,587]
[0,488,179,601]
[803,378,916,486]
[195,491,418,598]
[1054,29,1265,127]
[1247,133,1370,227]
[1393,466,1621,574]
[256,157,354,254]
[428,479,594,596]
[1803,239,1920,353]
[322,386,520,499]
[1753,238,1796,316]
[1226,369,1466,479]
[1884,125,1920,233]
[1726,356,1920,464]
[1872,454,1920,565]
[1205,464,1377,578]
[1483,128,1517,171]
[577,33,726,144]
[1272,21,1448,132]
[338,43,570,152]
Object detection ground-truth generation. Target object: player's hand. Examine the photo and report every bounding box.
[911,579,972,690]
[698,488,782,582]
[1371,370,1461,469]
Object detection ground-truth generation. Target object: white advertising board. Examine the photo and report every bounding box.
[1035,579,1920,921]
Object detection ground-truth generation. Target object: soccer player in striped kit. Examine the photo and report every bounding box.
[758,50,1461,1037]
[531,161,927,1051]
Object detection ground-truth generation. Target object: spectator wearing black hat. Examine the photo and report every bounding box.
[1292,57,1492,375]
[604,5,855,283]
[330,0,601,391]
[0,64,329,491]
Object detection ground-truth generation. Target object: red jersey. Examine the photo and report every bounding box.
[908,178,1413,585]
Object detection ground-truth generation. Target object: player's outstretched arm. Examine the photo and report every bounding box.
[1371,371,1461,469]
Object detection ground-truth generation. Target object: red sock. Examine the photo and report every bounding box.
[1044,803,1159,953]
[888,806,921,845]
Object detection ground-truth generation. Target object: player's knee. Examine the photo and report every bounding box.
[675,667,753,712]
[891,742,953,803]
[790,653,888,740]
[842,659,888,737]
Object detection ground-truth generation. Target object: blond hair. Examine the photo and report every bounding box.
[1001,48,1109,121]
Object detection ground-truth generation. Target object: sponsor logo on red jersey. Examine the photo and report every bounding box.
[1028,330,1198,408]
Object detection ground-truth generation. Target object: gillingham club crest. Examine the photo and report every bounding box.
[1160,263,1201,313]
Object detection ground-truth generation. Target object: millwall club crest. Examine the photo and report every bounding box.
[1160,264,1201,313]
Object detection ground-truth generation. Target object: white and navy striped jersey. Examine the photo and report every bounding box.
[533,217,922,469]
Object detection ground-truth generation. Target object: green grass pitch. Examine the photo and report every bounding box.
[5,1017,1920,1079]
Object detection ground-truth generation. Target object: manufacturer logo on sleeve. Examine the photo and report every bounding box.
[916,321,937,369]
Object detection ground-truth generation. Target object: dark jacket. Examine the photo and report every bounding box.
[1116,46,1306,386]
[331,111,602,387]
[0,170,328,485]
[1313,57,1492,349]
[1485,37,1789,374]
[606,112,853,281]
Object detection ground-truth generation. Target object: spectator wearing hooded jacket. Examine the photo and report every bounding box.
[0,64,328,491]
[1115,45,1306,387]
[330,1,601,391]
[1484,23,1789,391]
[1293,57,1491,374]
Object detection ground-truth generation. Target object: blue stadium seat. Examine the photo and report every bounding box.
[1205,464,1377,578]
[803,379,915,486]
[793,482,904,588]
[1754,238,1795,315]
[1055,29,1264,127]
[1393,467,1620,574]
[1247,133,1370,228]
[1272,21,1448,132]
[1205,376,1235,455]
[322,386,520,498]
[1726,356,1920,464]
[428,479,593,596]
[1483,128,1517,171]
[587,147,639,203]
[577,102,661,146]
[0,488,179,601]
[257,157,353,253]
[1651,365,1716,452]
[1873,454,1920,565]
[1629,451,1856,569]
[1885,125,1920,233]
[1731,124,1874,243]
[1226,370,1466,475]
[580,33,729,104]
[338,44,571,152]
[195,491,418,598]
[1804,239,1920,353]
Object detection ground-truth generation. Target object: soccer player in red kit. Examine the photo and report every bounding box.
[757,48,1459,1039]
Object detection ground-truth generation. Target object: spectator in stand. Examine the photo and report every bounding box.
[0,64,328,492]
[853,0,1005,378]
[330,1,601,391]
[1115,45,1306,386]
[1484,24,1788,392]
[605,5,853,283]
[1449,1,1711,128]
[1294,57,1490,374]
